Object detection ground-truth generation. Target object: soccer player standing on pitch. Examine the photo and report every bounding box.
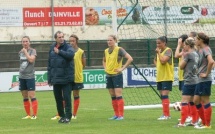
[175,34,194,123]
[103,35,133,120]
[193,33,214,129]
[48,31,75,124]
[175,34,188,93]
[19,36,38,120]
[177,38,199,127]
[69,34,86,119]
[154,36,174,120]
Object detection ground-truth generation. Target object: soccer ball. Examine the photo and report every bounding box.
[173,102,181,111]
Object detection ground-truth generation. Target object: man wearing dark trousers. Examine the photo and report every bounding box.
[47,31,74,124]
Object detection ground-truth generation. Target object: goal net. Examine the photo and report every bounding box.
[116,0,215,109]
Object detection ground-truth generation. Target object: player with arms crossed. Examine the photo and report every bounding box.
[103,35,133,120]
[19,36,38,119]
[154,36,174,120]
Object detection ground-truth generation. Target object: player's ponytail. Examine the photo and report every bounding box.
[157,36,168,45]
[197,32,209,45]
[70,34,79,43]
[109,35,118,42]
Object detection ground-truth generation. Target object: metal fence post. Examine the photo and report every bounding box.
[147,39,151,65]
[87,40,90,66]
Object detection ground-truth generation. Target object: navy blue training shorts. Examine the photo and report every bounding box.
[179,81,184,91]
[195,81,212,96]
[182,84,196,96]
[72,83,84,90]
[106,73,123,89]
[19,78,35,91]
[157,81,172,91]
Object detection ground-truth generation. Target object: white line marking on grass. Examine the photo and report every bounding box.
[80,108,98,110]
[0,105,55,109]
[79,108,113,111]
[0,106,23,109]
[0,106,112,111]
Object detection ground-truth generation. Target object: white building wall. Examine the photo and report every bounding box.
[0,0,215,41]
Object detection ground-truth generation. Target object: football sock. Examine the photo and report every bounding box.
[111,96,118,116]
[188,102,192,117]
[204,103,212,126]
[161,95,170,116]
[117,96,124,117]
[31,98,38,116]
[189,102,198,123]
[196,103,205,125]
[23,98,30,116]
[180,103,188,124]
[73,96,80,116]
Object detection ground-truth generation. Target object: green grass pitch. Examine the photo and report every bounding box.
[0,89,214,134]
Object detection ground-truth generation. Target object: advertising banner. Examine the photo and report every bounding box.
[0,71,51,92]
[83,69,106,89]
[126,67,182,87]
[126,67,215,87]
[0,69,107,92]
[199,5,215,24]
[0,8,23,26]
[2,5,215,27]
[142,6,200,24]
[85,6,142,25]
[127,68,157,86]
[23,7,83,26]
[1,68,215,92]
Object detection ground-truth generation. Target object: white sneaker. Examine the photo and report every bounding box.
[194,125,211,129]
[22,115,31,119]
[71,115,77,119]
[178,116,192,122]
[51,115,60,120]
[177,123,186,127]
[185,116,192,123]
[157,115,171,120]
[185,122,198,126]
[197,118,202,125]
[31,115,37,119]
